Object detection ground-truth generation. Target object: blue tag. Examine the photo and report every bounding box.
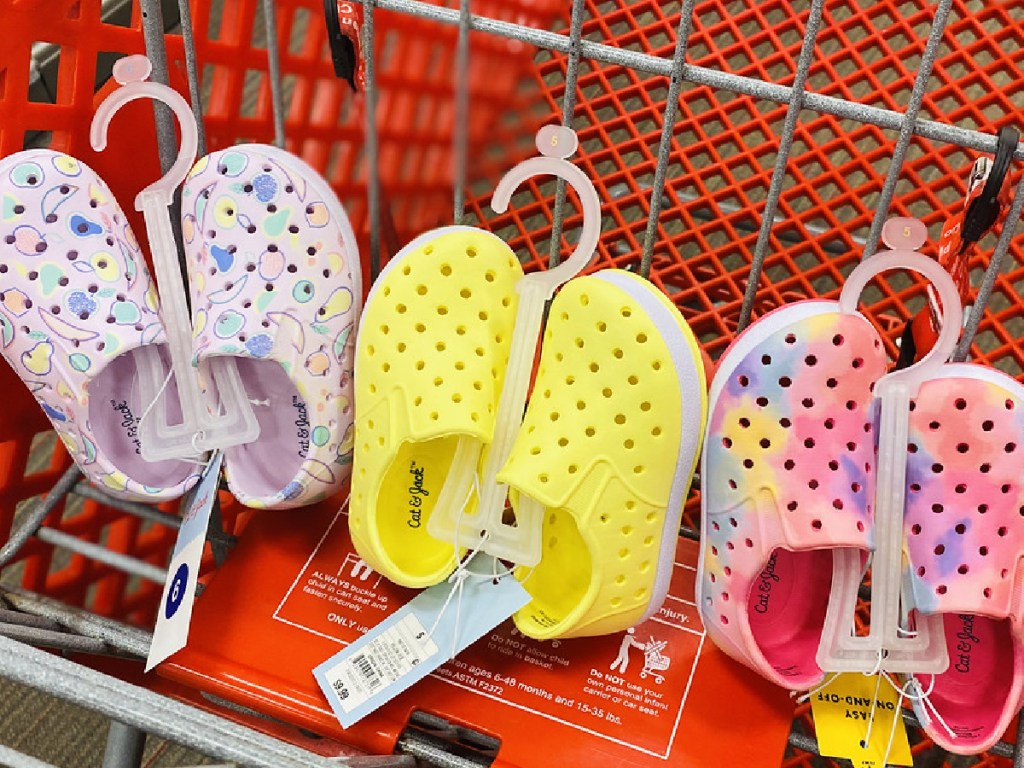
[314,554,530,728]
[147,452,223,671]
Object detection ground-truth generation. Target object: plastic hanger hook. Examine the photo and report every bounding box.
[491,125,601,297]
[89,55,199,209]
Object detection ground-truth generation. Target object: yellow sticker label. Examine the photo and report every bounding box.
[810,673,913,768]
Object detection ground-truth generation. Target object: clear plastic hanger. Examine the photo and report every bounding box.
[817,217,957,675]
[428,125,601,566]
[90,55,260,462]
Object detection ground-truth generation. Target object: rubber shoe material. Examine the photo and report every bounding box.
[182,145,361,509]
[498,269,706,640]
[350,226,522,588]
[698,302,884,690]
[903,364,1024,755]
[0,150,200,501]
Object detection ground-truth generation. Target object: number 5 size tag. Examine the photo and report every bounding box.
[146,452,223,671]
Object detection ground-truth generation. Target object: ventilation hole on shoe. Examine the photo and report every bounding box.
[395,303,407,314]
[808,479,819,490]
[779,376,792,387]
[802,398,814,408]
[738,417,750,428]
[482,312,492,323]
[555,352,564,363]
[1007,399,1015,410]
[623,438,635,450]
[932,463,943,473]
[954,398,967,410]
[826,378,838,389]
[530,446,541,456]
[917,566,926,576]
[613,414,627,426]
[824,418,834,429]
[999,526,1008,537]
[1003,484,1013,494]
[737,375,749,387]
[984,587,993,599]
[954,523,967,535]
[935,544,945,555]
[786,501,798,511]
[382,363,391,373]
[981,463,992,473]
[720,615,729,625]
[982,420,994,432]
[369,384,377,394]
[954,483,968,495]
[852,357,864,369]
[412,397,422,407]
[742,459,754,469]
[911,524,921,535]
[811,520,822,530]
[459,288,472,300]
[832,334,844,346]
[429,411,439,421]
[415,323,426,333]
[932,503,943,513]
[804,438,815,449]
[652,360,662,371]
[928,420,941,431]
[586,427,596,437]
[832,499,844,510]
[846,400,856,411]
[979,503,989,514]
[759,438,770,449]
[598,387,612,399]
[613,348,624,359]
[784,459,795,470]
[936,585,947,595]
[728,479,737,489]
[955,442,969,454]
[415,361,425,371]
[980,546,989,556]
[651,426,662,437]
[828,460,839,471]
[1003,568,1010,579]
[757,396,769,407]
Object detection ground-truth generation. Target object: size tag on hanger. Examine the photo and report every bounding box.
[810,674,912,768]
[314,554,530,728]
[146,451,223,672]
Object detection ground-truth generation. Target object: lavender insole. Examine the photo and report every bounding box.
[747,547,833,684]
[224,358,306,498]
[88,346,193,488]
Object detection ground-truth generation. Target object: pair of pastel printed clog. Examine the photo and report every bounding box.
[701,291,1024,754]
[0,146,359,508]
[348,227,708,641]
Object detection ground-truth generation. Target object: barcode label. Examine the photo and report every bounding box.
[352,654,382,691]
[323,613,438,713]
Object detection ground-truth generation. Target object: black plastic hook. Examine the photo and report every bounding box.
[959,125,1019,253]
[324,0,358,92]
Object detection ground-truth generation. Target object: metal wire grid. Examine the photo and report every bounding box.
[0,0,1023,766]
